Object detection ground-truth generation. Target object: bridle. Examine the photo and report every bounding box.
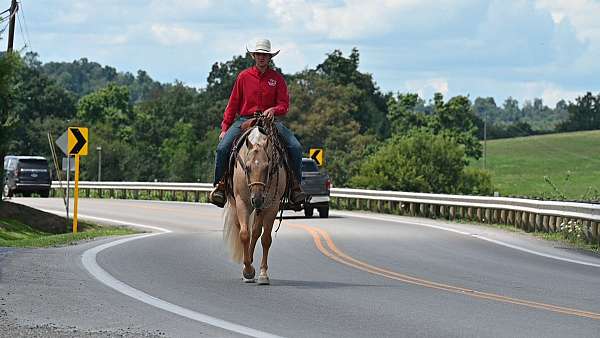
[237,140,279,210]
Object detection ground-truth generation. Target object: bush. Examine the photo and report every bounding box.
[351,130,457,193]
[350,129,494,195]
[458,167,493,195]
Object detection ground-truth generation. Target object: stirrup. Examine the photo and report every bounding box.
[209,187,226,208]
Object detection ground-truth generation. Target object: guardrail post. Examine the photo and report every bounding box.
[542,215,549,232]
[515,211,522,229]
[583,220,591,243]
[592,222,598,243]
[419,203,426,217]
[527,213,534,232]
[448,206,455,220]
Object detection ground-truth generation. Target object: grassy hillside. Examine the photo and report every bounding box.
[471,130,600,200]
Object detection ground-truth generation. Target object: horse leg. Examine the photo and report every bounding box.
[258,210,277,285]
[249,213,263,266]
[236,200,255,282]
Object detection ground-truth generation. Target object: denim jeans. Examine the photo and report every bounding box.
[213,118,303,185]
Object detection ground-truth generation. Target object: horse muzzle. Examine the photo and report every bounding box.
[251,193,265,210]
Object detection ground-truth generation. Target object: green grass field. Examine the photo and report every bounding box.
[0,219,138,248]
[471,130,600,200]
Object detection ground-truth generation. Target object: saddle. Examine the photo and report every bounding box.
[222,116,294,201]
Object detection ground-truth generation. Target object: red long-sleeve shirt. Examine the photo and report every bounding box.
[220,66,289,132]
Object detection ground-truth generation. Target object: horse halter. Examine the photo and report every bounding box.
[237,147,276,209]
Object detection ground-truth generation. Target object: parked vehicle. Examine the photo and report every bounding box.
[2,156,52,198]
[293,157,331,218]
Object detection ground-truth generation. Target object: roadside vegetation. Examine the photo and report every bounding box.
[0,202,138,248]
[472,130,600,200]
[1,49,597,198]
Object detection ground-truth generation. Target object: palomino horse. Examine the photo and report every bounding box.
[222,119,287,285]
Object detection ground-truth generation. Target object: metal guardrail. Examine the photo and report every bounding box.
[51,181,600,243]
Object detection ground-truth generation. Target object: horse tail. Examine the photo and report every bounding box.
[223,201,243,263]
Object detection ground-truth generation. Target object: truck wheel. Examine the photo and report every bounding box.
[304,207,314,218]
[318,206,329,218]
[2,183,12,198]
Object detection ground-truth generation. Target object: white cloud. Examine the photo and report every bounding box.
[536,0,600,41]
[263,0,442,39]
[149,0,212,16]
[404,78,449,98]
[151,24,203,46]
[541,86,582,106]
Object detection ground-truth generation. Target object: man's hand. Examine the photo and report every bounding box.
[219,131,226,141]
[264,107,276,119]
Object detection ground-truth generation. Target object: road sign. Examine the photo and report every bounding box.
[68,127,88,155]
[55,130,68,155]
[309,148,324,166]
[62,157,75,172]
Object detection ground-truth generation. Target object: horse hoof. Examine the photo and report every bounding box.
[243,267,255,281]
[243,277,256,283]
[257,275,270,285]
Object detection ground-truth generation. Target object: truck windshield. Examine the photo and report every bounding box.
[18,159,48,171]
[302,161,319,172]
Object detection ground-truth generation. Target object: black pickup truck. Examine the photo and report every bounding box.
[296,158,331,218]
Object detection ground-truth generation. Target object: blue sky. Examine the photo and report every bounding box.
[7,0,600,107]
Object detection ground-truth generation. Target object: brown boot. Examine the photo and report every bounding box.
[289,180,306,206]
[209,182,226,208]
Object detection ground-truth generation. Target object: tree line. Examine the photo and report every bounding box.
[1,49,598,195]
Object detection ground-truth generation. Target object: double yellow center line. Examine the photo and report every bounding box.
[290,223,600,321]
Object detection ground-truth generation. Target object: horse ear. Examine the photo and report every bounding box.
[245,136,253,149]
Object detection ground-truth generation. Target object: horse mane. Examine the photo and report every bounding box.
[223,117,290,198]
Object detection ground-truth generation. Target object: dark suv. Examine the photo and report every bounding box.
[298,158,331,218]
[3,156,52,198]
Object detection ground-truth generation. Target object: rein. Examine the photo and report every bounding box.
[236,117,284,211]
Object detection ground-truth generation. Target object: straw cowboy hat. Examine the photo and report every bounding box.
[246,39,280,57]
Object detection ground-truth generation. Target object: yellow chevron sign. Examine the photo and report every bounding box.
[309,148,324,166]
[68,127,88,155]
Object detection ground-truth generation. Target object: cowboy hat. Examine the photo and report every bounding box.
[246,39,280,57]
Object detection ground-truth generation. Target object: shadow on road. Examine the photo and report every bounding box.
[269,279,382,289]
[281,215,343,220]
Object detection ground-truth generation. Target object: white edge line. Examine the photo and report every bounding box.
[40,208,284,338]
[332,210,600,268]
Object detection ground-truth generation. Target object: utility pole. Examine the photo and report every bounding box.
[7,0,18,52]
[96,146,102,181]
[483,109,487,170]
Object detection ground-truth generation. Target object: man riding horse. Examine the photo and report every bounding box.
[210,39,306,208]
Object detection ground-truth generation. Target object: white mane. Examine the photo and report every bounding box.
[247,127,267,145]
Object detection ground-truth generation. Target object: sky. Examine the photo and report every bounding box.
[5,0,600,107]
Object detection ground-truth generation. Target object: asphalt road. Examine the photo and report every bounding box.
[2,198,600,337]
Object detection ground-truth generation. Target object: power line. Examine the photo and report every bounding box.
[16,5,27,50]
[18,0,31,50]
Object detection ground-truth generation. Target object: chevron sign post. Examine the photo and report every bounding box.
[67,127,88,234]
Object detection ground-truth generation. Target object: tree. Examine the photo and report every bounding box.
[286,70,379,185]
[387,93,430,135]
[77,84,133,139]
[431,93,482,159]
[350,129,492,195]
[0,52,19,189]
[387,92,482,159]
[557,92,600,132]
[316,48,390,137]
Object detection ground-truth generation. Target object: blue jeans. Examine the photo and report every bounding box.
[213,118,303,185]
